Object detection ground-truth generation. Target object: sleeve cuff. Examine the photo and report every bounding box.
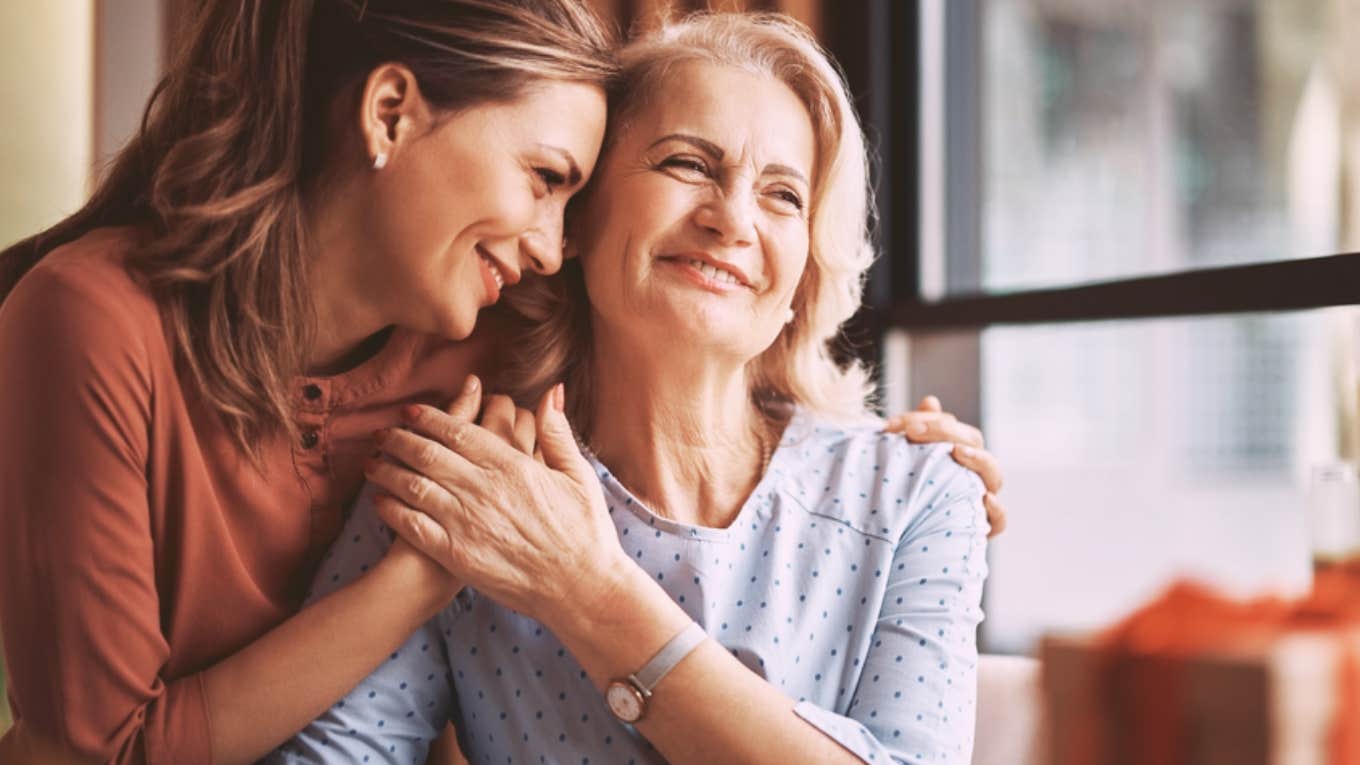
[147,671,214,765]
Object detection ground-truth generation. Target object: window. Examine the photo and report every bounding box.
[859,0,1360,653]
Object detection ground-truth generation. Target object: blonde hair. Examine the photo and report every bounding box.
[500,12,877,432]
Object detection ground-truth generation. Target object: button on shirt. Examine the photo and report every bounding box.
[270,411,989,764]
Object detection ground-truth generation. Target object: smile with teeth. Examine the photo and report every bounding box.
[480,252,505,290]
[679,257,746,287]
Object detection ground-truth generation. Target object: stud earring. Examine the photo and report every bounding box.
[784,307,796,324]
[372,152,388,171]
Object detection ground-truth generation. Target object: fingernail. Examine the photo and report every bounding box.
[908,420,926,436]
[403,404,422,422]
[956,445,973,458]
[465,375,480,395]
[553,383,565,412]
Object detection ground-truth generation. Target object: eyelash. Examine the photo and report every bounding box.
[660,156,709,175]
[771,189,804,211]
[535,167,567,191]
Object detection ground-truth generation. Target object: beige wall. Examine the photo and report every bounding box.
[0,1,93,248]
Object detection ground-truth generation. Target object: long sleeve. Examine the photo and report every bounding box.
[267,485,455,764]
[794,460,989,764]
[0,266,212,764]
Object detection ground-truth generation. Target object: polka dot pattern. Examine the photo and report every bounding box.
[268,410,988,764]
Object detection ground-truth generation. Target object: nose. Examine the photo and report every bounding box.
[520,209,566,276]
[693,188,757,248]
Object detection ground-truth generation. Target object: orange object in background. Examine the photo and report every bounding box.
[1043,566,1360,765]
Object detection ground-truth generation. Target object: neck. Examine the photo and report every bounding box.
[302,176,391,374]
[586,325,774,528]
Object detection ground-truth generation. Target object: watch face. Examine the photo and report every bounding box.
[606,681,644,723]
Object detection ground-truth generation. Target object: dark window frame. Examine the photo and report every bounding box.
[826,0,1360,345]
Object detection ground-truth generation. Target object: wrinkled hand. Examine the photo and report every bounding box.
[883,395,1007,537]
[365,378,626,628]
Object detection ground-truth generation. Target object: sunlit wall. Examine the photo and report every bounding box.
[0,2,93,247]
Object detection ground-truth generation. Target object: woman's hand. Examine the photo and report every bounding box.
[364,378,629,630]
[883,395,1007,537]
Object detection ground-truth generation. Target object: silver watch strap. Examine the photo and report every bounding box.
[631,622,707,693]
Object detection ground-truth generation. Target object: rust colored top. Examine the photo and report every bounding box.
[0,228,487,763]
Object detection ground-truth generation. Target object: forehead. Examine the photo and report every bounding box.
[628,61,815,173]
[491,81,608,161]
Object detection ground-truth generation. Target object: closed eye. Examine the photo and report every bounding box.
[658,155,710,176]
[536,167,568,188]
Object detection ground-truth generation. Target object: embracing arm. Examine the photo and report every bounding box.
[370,390,988,765]
[0,269,462,765]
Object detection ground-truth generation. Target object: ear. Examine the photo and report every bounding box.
[357,63,431,168]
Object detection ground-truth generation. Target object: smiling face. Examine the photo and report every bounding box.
[572,61,816,363]
[360,79,607,340]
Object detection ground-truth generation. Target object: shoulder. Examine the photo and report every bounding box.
[776,411,987,542]
[0,227,164,398]
[1,226,160,346]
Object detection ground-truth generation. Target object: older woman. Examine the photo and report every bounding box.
[274,13,987,765]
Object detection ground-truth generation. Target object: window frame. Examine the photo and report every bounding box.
[828,0,1360,340]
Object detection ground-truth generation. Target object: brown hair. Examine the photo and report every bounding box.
[0,0,617,457]
[500,12,876,435]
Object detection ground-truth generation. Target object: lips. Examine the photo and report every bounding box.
[659,252,757,292]
[476,247,505,304]
[475,245,521,305]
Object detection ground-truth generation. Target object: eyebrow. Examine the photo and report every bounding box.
[538,144,584,187]
[649,132,809,186]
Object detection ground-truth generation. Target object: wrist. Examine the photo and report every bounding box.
[376,540,462,616]
[542,557,692,689]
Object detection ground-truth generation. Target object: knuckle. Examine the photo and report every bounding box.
[417,442,441,469]
[443,421,466,448]
[407,474,429,502]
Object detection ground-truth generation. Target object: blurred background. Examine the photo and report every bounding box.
[2,0,1359,733]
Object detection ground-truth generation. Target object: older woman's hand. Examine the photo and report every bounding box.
[364,377,629,628]
[884,395,1007,537]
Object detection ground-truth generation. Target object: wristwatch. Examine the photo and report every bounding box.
[605,621,707,723]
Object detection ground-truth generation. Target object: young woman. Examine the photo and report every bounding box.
[277,13,988,764]
[0,3,1002,763]
[0,3,614,763]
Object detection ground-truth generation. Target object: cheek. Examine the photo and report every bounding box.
[766,227,812,303]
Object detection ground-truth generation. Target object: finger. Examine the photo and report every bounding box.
[512,407,538,456]
[444,375,483,421]
[983,492,1007,538]
[534,383,590,482]
[374,427,476,478]
[374,492,457,565]
[883,411,954,438]
[917,395,942,413]
[364,455,461,525]
[952,443,1003,494]
[479,394,519,448]
[885,412,983,448]
[402,404,520,471]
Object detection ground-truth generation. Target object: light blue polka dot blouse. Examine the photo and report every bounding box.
[267,410,988,765]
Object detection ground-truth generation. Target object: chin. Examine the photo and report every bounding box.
[423,301,480,341]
